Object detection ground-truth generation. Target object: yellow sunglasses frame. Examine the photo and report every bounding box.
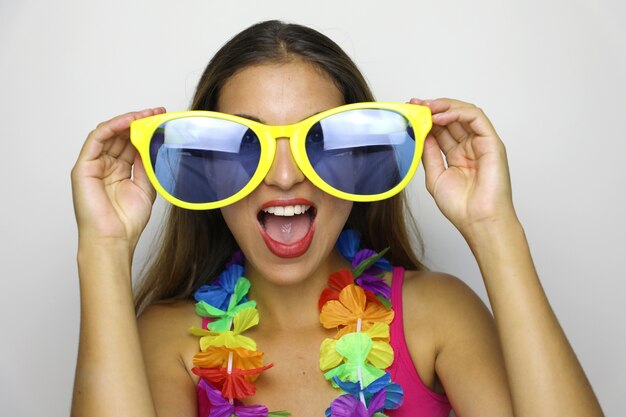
[130,102,432,210]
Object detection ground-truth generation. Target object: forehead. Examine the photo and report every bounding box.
[216,61,344,125]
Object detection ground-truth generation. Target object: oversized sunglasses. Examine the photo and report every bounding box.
[130,102,432,210]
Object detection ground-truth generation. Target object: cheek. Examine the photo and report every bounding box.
[220,204,251,241]
[325,199,353,227]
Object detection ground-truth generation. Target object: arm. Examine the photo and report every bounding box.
[415,98,604,416]
[403,271,514,416]
[70,108,174,417]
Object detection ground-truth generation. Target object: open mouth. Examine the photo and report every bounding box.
[257,200,317,258]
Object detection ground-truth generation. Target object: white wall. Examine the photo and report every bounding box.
[1,0,624,415]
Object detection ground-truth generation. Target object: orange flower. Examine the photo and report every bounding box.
[192,346,264,374]
[320,284,394,338]
[318,269,383,311]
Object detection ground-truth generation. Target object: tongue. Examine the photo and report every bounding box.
[264,213,311,244]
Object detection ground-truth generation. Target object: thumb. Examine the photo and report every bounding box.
[132,153,156,203]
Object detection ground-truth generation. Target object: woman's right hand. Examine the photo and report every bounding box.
[71,107,166,250]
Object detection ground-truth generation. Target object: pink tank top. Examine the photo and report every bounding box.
[386,266,451,416]
[196,267,452,416]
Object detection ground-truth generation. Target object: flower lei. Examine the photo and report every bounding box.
[189,230,404,417]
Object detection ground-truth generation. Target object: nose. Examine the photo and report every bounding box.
[264,138,305,190]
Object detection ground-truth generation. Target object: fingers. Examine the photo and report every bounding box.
[421,133,446,195]
[410,98,457,153]
[429,125,459,154]
[77,107,166,163]
[429,99,495,139]
[410,98,498,151]
[132,152,156,202]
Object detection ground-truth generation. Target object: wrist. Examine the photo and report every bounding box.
[460,213,524,251]
[77,238,135,277]
[77,232,136,255]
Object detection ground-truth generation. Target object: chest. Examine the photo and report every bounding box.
[245,327,341,415]
[185,323,344,415]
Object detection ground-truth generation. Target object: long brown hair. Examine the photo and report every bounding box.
[134,20,425,313]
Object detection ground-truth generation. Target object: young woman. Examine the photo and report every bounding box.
[70,20,604,417]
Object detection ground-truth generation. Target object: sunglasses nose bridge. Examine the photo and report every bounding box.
[266,124,297,140]
[263,124,305,189]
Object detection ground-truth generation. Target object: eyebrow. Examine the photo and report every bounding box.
[235,110,324,125]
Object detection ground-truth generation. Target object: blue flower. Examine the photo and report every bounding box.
[194,264,247,311]
[332,373,403,411]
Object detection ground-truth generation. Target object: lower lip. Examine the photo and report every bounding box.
[258,218,316,259]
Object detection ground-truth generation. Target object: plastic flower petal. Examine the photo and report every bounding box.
[355,274,391,300]
[320,338,343,371]
[337,229,392,273]
[189,307,259,350]
[318,269,354,310]
[328,394,369,417]
[336,229,361,261]
[194,264,247,311]
[195,300,257,332]
[327,390,387,417]
[333,374,403,411]
[198,379,268,417]
[352,248,392,273]
[192,346,264,371]
[320,323,390,372]
[381,380,404,410]
[362,322,390,342]
[319,269,383,311]
[336,332,393,370]
[320,284,394,338]
[323,332,392,386]
[328,268,356,291]
[193,363,273,399]
[195,277,256,331]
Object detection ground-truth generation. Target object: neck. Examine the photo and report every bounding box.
[245,249,351,331]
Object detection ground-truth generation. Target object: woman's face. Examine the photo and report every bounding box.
[217,60,353,285]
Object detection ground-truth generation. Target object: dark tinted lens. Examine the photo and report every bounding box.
[149,117,261,203]
[305,109,415,195]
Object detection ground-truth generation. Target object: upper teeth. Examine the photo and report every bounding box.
[262,205,311,216]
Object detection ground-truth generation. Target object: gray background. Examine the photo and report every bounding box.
[1,0,624,415]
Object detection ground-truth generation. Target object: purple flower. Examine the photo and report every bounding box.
[355,274,392,300]
[198,379,268,417]
[327,391,386,417]
[352,249,392,274]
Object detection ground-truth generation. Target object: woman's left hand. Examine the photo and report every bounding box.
[412,98,518,237]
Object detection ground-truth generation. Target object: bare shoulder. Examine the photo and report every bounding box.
[402,270,498,358]
[402,270,493,333]
[137,300,201,416]
[137,299,201,375]
[397,271,493,385]
[137,299,199,338]
[401,270,513,414]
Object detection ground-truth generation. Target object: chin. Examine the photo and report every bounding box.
[240,231,347,287]
[221,186,353,286]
